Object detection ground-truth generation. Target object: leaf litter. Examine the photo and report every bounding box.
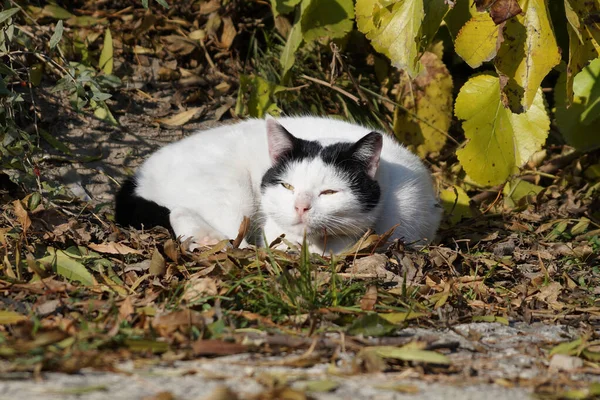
[1,1,599,399]
[2,145,600,398]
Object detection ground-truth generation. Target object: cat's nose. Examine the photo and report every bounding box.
[294,199,312,216]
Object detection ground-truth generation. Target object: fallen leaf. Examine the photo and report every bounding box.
[13,199,31,235]
[474,0,522,24]
[149,249,166,276]
[372,345,451,364]
[88,242,143,255]
[219,17,236,49]
[192,339,248,356]
[359,285,378,311]
[119,296,135,321]
[0,311,27,325]
[156,107,203,126]
[182,277,218,303]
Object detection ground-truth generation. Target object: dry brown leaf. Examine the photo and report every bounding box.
[149,249,166,276]
[201,386,239,400]
[232,216,250,249]
[535,282,563,310]
[155,107,203,126]
[119,296,135,321]
[163,239,179,262]
[199,0,220,15]
[182,277,218,303]
[152,309,205,336]
[474,0,522,24]
[220,17,236,49]
[192,339,248,356]
[88,242,143,255]
[13,200,31,235]
[142,392,175,400]
[360,285,378,311]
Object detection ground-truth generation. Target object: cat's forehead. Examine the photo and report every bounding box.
[283,158,348,188]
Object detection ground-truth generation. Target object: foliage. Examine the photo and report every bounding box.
[268,0,600,187]
[0,3,121,176]
[0,1,599,394]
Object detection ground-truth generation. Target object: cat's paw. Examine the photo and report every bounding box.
[187,233,227,252]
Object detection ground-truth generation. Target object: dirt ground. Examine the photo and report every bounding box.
[2,88,595,400]
[1,322,597,400]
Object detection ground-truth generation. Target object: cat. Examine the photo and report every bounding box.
[115,116,442,254]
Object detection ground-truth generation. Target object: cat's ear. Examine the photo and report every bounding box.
[266,118,296,163]
[352,132,383,179]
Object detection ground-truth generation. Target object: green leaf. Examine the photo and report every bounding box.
[440,185,472,225]
[555,57,600,152]
[421,0,450,50]
[235,75,284,118]
[39,248,95,286]
[0,8,19,24]
[125,339,169,353]
[270,0,302,15]
[93,103,119,126]
[0,311,27,325]
[155,0,170,8]
[49,20,64,49]
[378,311,425,323]
[346,313,398,337]
[455,73,550,186]
[372,345,451,364]
[41,4,73,20]
[393,51,453,157]
[454,12,499,68]
[301,0,354,41]
[472,315,509,325]
[99,28,113,74]
[142,0,149,8]
[39,128,72,155]
[495,0,561,111]
[303,380,340,392]
[280,15,303,81]
[563,0,600,104]
[503,178,543,208]
[444,0,478,39]
[550,338,583,356]
[356,0,423,77]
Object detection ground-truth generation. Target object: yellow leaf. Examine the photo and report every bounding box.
[355,0,424,77]
[555,57,600,152]
[503,178,543,208]
[439,185,472,224]
[156,107,203,126]
[564,0,600,105]
[99,28,113,74]
[495,0,561,111]
[454,12,499,68]
[393,51,453,157]
[455,74,550,186]
[0,311,27,325]
[371,345,451,364]
[379,311,425,323]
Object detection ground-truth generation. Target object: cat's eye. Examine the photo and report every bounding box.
[281,182,295,191]
[320,189,338,196]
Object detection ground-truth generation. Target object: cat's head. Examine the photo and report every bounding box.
[260,118,382,242]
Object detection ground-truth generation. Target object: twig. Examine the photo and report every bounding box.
[300,74,361,104]
[359,85,461,146]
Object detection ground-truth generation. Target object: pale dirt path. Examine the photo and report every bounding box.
[1,323,594,400]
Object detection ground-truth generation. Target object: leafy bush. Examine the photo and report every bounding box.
[260,0,600,187]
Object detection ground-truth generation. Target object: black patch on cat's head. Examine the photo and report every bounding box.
[320,133,382,212]
[260,124,382,213]
[261,133,323,190]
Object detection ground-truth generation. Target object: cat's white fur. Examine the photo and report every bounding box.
[134,116,442,253]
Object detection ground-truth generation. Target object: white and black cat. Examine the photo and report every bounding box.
[115,116,442,253]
